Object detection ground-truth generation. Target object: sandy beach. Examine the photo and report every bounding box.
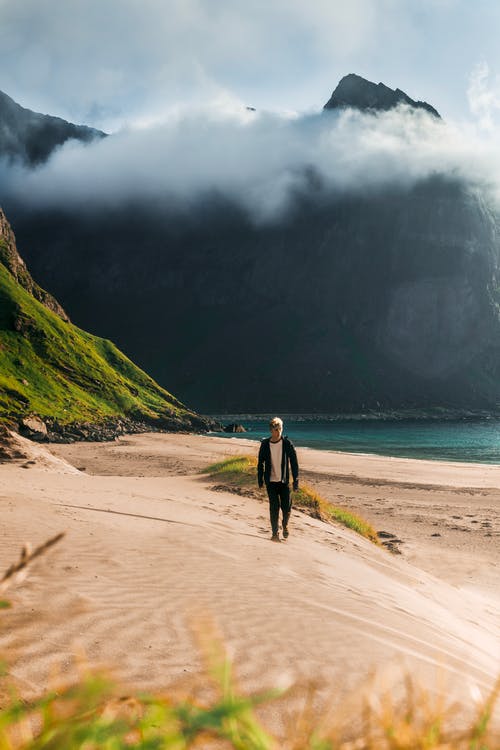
[1,431,499,731]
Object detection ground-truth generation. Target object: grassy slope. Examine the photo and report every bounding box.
[0,261,194,427]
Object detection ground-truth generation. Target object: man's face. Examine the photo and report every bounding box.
[270,422,282,439]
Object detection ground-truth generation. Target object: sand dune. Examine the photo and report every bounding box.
[0,432,499,730]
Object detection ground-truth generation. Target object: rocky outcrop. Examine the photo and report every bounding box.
[17,414,221,443]
[0,89,105,166]
[19,415,48,441]
[223,423,247,433]
[0,208,70,321]
[323,73,440,118]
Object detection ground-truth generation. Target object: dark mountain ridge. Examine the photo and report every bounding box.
[0,89,105,166]
[324,73,440,118]
[4,76,500,414]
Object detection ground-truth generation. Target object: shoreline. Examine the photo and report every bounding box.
[206,416,500,466]
[202,432,500,487]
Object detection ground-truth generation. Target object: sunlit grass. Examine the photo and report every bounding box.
[0,263,190,426]
[205,455,257,485]
[204,455,380,545]
[294,483,380,544]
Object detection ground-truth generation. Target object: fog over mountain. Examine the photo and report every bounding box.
[1,82,498,223]
[3,75,500,413]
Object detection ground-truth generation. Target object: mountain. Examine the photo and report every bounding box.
[0,89,105,165]
[12,178,500,415]
[323,73,440,118]
[5,76,500,414]
[0,208,213,438]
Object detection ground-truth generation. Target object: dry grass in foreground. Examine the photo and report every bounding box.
[1,617,499,749]
[1,536,499,748]
[204,456,380,545]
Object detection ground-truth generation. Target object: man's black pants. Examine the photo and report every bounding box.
[266,481,291,535]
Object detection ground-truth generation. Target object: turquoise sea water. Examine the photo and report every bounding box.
[209,417,500,464]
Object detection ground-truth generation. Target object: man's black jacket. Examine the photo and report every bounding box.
[257,436,299,488]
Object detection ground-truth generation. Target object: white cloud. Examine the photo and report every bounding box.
[3,99,500,224]
[467,60,500,131]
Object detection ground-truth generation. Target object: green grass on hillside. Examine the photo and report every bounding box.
[0,262,191,427]
[204,455,380,544]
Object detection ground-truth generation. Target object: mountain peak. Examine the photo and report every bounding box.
[323,74,440,118]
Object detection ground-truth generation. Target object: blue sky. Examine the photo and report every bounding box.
[1,0,500,130]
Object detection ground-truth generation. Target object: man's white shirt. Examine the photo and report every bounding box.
[269,439,283,482]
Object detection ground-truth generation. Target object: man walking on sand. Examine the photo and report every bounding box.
[257,417,299,542]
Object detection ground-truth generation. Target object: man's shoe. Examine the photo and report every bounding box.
[282,527,289,539]
[271,534,281,543]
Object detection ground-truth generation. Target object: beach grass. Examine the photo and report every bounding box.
[1,663,498,750]
[1,538,499,748]
[1,606,498,749]
[204,455,380,545]
[204,455,257,484]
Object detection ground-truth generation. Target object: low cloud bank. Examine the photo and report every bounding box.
[1,101,500,223]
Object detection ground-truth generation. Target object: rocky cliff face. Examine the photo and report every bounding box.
[5,77,500,413]
[0,89,105,165]
[0,208,69,321]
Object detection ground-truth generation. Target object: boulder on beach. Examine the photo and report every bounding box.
[223,423,247,433]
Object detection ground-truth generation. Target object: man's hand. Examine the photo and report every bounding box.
[293,480,299,491]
